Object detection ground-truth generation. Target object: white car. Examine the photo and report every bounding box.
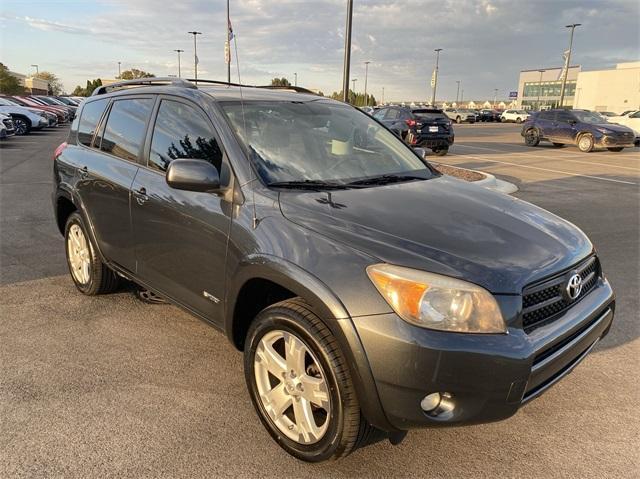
[501,109,530,123]
[609,110,640,139]
[444,108,476,123]
[0,113,16,139]
[0,98,48,135]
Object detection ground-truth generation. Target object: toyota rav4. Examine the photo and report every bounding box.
[53,78,615,462]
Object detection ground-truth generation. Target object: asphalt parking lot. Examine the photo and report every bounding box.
[1,124,638,478]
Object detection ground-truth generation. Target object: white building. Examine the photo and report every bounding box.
[516,66,581,110]
[573,62,640,113]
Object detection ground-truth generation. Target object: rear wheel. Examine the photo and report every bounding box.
[244,298,375,462]
[12,116,31,135]
[432,147,449,156]
[515,117,522,124]
[552,143,564,148]
[65,212,119,295]
[577,133,594,153]
[607,147,624,152]
[455,116,462,124]
[524,128,540,146]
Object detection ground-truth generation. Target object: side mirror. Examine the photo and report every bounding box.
[166,159,222,193]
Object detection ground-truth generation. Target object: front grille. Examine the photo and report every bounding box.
[522,256,600,333]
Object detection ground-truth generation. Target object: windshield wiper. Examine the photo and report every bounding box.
[344,174,427,187]
[267,179,347,190]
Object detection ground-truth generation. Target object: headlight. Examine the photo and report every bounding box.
[595,127,613,134]
[367,264,506,333]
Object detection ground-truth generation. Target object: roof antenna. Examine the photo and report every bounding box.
[233,28,259,229]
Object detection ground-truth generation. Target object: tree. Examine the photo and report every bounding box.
[118,69,155,80]
[34,71,64,95]
[330,90,377,107]
[0,63,24,94]
[71,78,103,97]
[270,77,291,87]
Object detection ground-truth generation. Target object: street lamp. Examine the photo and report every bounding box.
[537,69,546,110]
[559,23,581,107]
[117,62,121,78]
[382,86,385,104]
[31,64,39,75]
[188,31,202,83]
[174,50,184,78]
[430,48,442,106]
[455,80,461,103]
[363,61,371,106]
[342,0,354,102]
[493,88,498,108]
[294,72,297,86]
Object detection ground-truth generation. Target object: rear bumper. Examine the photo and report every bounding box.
[352,277,614,430]
[414,135,454,149]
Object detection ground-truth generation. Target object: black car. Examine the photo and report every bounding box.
[522,109,635,152]
[373,106,454,155]
[478,109,501,122]
[53,78,615,462]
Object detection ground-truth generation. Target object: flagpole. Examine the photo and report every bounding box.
[227,0,231,83]
[188,31,202,84]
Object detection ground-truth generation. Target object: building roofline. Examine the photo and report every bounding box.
[520,65,580,73]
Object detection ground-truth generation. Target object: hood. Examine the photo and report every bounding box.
[595,122,634,134]
[279,176,592,294]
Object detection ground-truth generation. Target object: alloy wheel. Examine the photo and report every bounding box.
[13,118,28,135]
[67,224,91,284]
[254,329,330,445]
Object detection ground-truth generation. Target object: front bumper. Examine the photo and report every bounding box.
[353,277,614,430]
[596,134,635,148]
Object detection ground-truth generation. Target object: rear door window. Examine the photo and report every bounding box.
[385,109,400,120]
[99,98,154,162]
[77,99,108,147]
[373,108,387,120]
[148,99,223,174]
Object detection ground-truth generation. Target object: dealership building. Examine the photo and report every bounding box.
[517,62,640,113]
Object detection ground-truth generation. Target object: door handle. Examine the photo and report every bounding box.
[134,186,149,205]
[79,166,89,179]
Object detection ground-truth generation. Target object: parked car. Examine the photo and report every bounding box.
[373,106,454,155]
[10,96,70,123]
[56,96,80,107]
[359,106,374,115]
[501,109,530,123]
[477,109,502,122]
[0,98,49,135]
[0,113,16,139]
[608,110,640,143]
[597,111,618,118]
[444,108,476,123]
[521,109,636,152]
[33,95,77,119]
[53,78,615,462]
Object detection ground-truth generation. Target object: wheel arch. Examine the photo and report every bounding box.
[226,255,397,432]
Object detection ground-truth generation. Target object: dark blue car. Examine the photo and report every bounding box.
[521,109,636,152]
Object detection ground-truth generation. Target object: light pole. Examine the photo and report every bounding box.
[430,48,442,106]
[188,31,202,83]
[351,78,357,103]
[226,0,231,83]
[493,88,498,108]
[363,61,371,106]
[342,0,354,102]
[31,64,39,75]
[455,80,460,103]
[537,69,545,110]
[174,50,184,78]
[117,62,121,78]
[294,72,297,86]
[382,86,385,105]
[461,88,464,103]
[559,23,580,107]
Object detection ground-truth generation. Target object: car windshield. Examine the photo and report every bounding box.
[0,98,19,106]
[412,110,448,121]
[220,100,434,186]
[572,111,607,124]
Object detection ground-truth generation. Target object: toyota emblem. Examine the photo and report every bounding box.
[566,273,583,301]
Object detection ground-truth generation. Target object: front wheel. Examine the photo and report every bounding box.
[456,116,462,124]
[12,116,31,135]
[577,133,594,153]
[607,147,624,152]
[432,147,449,156]
[244,298,374,462]
[515,117,522,124]
[65,212,119,295]
[524,128,540,146]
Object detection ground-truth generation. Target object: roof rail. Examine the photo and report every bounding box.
[91,77,197,96]
[185,78,318,95]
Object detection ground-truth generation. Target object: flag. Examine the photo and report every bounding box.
[195,53,199,66]
[228,18,234,40]
[430,69,436,88]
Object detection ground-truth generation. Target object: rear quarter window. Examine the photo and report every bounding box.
[99,98,154,162]
[77,99,108,147]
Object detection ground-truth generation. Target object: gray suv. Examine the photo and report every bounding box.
[53,78,615,462]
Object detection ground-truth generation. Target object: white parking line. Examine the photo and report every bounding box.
[452,144,640,171]
[455,142,640,162]
[448,152,639,186]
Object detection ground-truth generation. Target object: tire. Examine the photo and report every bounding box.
[607,147,624,152]
[524,128,540,147]
[432,147,449,156]
[552,143,564,148]
[12,116,31,135]
[501,117,507,123]
[64,212,119,295]
[577,133,594,153]
[244,298,375,462]
[515,117,522,124]
[456,116,462,124]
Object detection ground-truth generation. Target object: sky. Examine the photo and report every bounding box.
[1,0,638,102]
